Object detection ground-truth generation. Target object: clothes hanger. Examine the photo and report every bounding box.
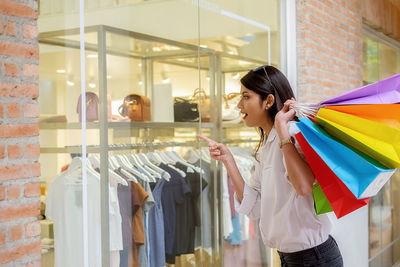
[183,150,200,164]
[124,154,155,182]
[121,154,150,182]
[159,152,175,164]
[166,151,196,173]
[147,152,165,165]
[201,149,211,163]
[110,168,130,185]
[136,153,167,181]
[114,155,141,183]
[67,156,99,180]
[158,152,186,177]
[89,155,129,185]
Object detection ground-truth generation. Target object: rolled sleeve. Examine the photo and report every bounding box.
[234,184,261,221]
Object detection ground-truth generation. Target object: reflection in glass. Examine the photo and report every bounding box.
[364,35,400,267]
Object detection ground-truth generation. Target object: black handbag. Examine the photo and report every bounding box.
[173,97,199,122]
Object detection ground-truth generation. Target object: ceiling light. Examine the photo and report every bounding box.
[232,73,240,79]
[137,74,143,86]
[87,54,97,58]
[56,69,66,74]
[138,63,142,67]
[66,74,75,86]
[200,45,208,48]
[66,80,75,86]
[107,75,112,79]
[88,82,96,88]
[161,72,170,84]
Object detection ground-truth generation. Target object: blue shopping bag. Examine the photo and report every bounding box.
[296,118,396,199]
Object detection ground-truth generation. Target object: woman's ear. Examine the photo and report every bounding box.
[264,94,275,110]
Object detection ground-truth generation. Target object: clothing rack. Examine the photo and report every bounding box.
[40,139,259,154]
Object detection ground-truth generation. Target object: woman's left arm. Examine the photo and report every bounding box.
[274,99,315,196]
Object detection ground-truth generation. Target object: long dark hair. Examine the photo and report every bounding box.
[240,65,295,159]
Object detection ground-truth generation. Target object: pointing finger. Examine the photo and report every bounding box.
[197,135,216,144]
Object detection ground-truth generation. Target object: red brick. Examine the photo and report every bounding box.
[8,145,22,159]
[0,104,3,118]
[6,21,15,36]
[0,163,41,182]
[6,185,20,200]
[7,103,20,118]
[0,203,40,222]
[0,241,41,264]
[5,62,18,77]
[0,124,39,138]
[10,225,22,241]
[0,230,5,245]
[22,64,38,78]
[0,83,39,98]
[24,144,40,158]
[0,0,38,19]
[24,182,40,198]
[0,186,4,200]
[0,41,38,59]
[25,221,40,238]
[23,24,37,39]
[23,103,39,118]
[0,21,3,35]
[0,146,4,159]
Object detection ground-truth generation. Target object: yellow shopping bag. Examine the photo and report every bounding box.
[315,108,400,169]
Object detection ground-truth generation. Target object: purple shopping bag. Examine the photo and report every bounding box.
[319,73,400,107]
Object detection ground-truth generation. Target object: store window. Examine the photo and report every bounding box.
[363,35,400,267]
[38,0,283,266]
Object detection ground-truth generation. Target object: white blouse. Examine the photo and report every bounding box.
[235,122,333,253]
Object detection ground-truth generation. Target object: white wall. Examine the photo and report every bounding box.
[331,205,369,267]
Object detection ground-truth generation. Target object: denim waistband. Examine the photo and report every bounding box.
[278,235,337,258]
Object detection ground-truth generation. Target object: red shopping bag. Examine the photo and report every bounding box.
[295,132,370,218]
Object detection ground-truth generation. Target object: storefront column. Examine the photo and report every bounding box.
[0,0,41,265]
[296,1,367,267]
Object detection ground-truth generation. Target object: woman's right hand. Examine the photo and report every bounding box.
[197,135,233,164]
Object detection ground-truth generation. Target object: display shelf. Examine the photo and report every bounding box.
[221,122,248,128]
[39,121,215,130]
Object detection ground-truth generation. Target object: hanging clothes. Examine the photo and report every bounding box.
[148,178,167,267]
[46,163,104,267]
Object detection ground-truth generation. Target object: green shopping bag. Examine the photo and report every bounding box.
[312,183,333,215]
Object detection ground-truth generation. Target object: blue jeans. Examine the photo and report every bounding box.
[278,236,343,267]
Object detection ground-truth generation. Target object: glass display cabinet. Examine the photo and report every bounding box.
[38,25,269,266]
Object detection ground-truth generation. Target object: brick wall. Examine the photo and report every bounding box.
[0,0,41,266]
[296,0,364,103]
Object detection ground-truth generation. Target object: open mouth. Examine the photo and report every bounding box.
[242,113,248,120]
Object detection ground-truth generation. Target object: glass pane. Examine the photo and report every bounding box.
[364,34,400,266]
[379,42,400,79]
[38,5,92,267]
[81,1,214,266]
[198,0,282,266]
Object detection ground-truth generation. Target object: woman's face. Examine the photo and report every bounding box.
[237,85,271,128]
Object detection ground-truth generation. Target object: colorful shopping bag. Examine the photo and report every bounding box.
[296,132,370,218]
[319,73,400,106]
[312,183,333,215]
[324,104,400,130]
[296,118,396,199]
[315,108,400,169]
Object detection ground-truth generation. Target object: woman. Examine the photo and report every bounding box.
[198,65,343,267]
